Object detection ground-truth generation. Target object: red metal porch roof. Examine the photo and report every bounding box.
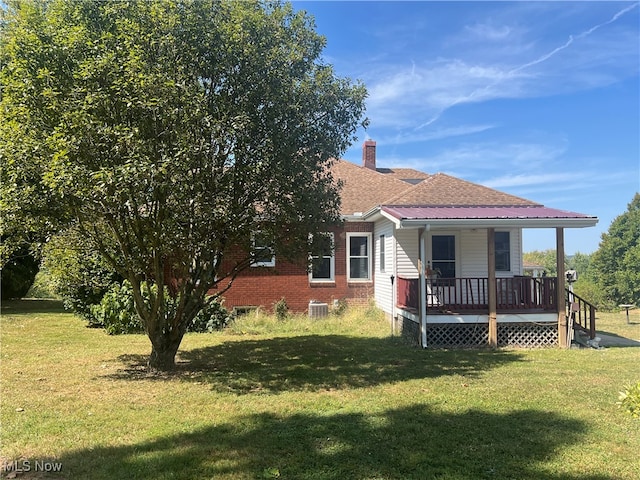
[382,205,596,221]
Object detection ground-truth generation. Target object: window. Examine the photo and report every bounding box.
[379,234,386,272]
[347,233,372,281]
[251,231,275,267]
[310,232,335,282]
[495,231,511,271]
[431,235,456,282]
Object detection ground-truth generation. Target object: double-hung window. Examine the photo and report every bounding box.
[347,233,372,281]
[310,232,335,282]
[431,235,456,285]
[379,234,386,273]
[495,231,511,272]
[251,231,275,267]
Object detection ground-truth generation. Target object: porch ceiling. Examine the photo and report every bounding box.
[377,205,598,228]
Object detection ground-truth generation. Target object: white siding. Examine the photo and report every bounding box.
[510,229,523,276]
[396,229,419,278]
[459,230,486,277]
[374,220,395,314]
[459,228,523,277]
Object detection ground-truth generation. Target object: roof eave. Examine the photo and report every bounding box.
[397,217,598,229]
[362,206,403,227]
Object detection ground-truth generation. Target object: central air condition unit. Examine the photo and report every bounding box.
[308,300,328,319]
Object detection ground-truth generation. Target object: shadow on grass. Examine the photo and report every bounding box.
[104,335,526,394]
[596,330,640,347]
[52,405,609,480]
[1,298,66,314]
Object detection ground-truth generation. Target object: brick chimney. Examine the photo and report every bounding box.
[362,140,376,170]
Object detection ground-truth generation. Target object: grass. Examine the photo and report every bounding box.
[1,301,639,479]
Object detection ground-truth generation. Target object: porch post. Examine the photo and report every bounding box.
[487,228,497,347]
[419,228,427,348]
[556,228,567,347]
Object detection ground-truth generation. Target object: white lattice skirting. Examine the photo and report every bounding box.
[426,322,557,348]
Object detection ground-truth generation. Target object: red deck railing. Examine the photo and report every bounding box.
[396,276,558,313]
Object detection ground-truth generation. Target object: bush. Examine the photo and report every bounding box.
[41,228,121,325]
[91,280,231,335]
[618,382,640,418]
[331,298,348,316]
[273,297,289,321]
[91,281,143,334]
[0,248,39,300]
[189,299,233,332]
[574,278,615,311]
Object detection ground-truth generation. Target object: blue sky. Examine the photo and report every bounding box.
[293,1,640,255]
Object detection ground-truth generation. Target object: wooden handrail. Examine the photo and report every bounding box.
[566,289,596,339]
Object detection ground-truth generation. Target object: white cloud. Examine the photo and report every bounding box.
[360,2,639,132]
[377,124,496,146]
[464,22,512,41]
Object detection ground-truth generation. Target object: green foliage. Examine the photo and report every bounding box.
[0,247,39,299]
[590,194,640,307]
[523,249,562,277]
[189,300,233,333]
[91,280,231,335]
[618,382,640,418]
[567,252,593,280]
[91,281,143,335]
[573,278,613,310]
[331,298,348,316]
[273,297,289,321]
[1,0,367,369]
[40,228,121,325]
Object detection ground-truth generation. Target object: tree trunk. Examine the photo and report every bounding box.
[147,330,184,371]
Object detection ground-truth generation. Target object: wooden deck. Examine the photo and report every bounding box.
[396,275,596,340]
[397,276,557,313]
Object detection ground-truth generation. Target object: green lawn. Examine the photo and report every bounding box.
[1,300,639,479]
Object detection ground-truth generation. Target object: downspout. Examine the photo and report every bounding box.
[391,230,397,336]
[419,227,428,348]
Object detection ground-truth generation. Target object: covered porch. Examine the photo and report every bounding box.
[371,204,599,348]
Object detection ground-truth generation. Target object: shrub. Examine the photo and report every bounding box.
[90,281,143,335]
[0,248,39,300]
[618,382,640,418]
[91,280,231,335]
[331,298,348,316]
[273,297,289,321]
[41,228,121,325]
[574,278,615,311]
[189,299,233,332]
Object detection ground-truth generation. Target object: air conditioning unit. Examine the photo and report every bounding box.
[308,300,328,319]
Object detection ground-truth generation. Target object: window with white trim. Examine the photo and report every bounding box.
[431,234,455,285]
[347,233,372,281]
[251,231,275,267]
[495,231,511,271]
[379,234,386,272]
[310,232,335,282]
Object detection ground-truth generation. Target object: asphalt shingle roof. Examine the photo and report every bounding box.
[334,161,538,216]
[385,173,539,207]
[332,160,414,215]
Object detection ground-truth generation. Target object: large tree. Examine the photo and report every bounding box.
[0,0,367,370]
[589,193,640,308]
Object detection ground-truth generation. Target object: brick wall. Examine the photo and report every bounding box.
[210,222,375,313]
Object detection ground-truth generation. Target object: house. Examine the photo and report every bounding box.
[217,140,598,348]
